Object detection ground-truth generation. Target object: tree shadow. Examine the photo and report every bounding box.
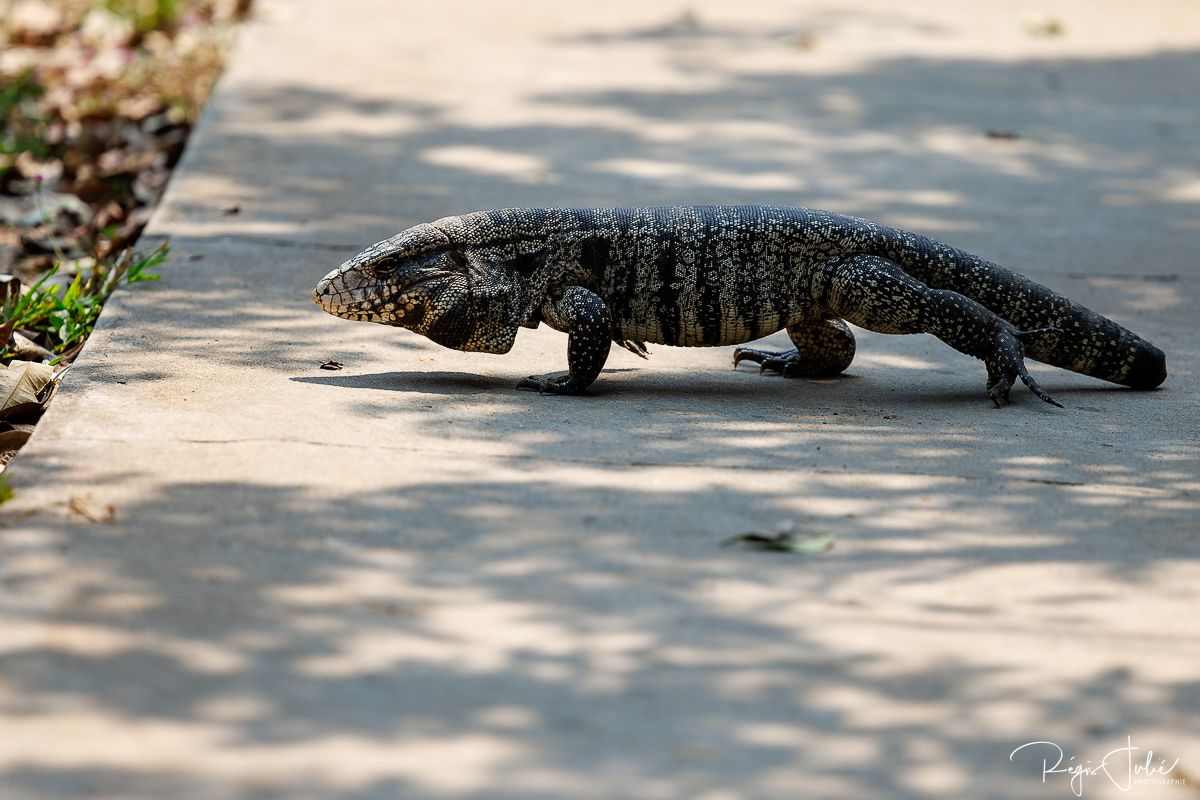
[2,8,1199,799]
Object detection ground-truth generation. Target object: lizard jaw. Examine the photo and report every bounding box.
[313,266,450,326]
[313,267,404,323]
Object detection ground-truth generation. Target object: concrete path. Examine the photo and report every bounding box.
[2,1,1198,797]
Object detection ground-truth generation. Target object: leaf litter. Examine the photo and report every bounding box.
[0,0,250,483]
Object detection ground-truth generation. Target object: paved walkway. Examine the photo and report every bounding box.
[2,1,1198,797]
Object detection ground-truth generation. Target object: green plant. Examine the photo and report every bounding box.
[0,70,42,120]
[0,70,49,172]
[106,0,184,36]
[1,244,168,358]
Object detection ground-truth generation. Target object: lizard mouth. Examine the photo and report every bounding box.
[312,268,452,325]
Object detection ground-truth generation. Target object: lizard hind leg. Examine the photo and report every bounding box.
[812,253,1062,408]
[733,318,856,378]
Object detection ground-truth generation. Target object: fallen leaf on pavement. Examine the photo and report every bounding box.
[67,494,116,523]
[1022,15,1065,37]
[721,530,834,554]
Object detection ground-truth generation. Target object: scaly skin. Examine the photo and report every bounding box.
[312,206,1167,405]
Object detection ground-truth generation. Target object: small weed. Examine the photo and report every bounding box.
[1,244,168,359]
[106,0,185,37]
[0,69,43,121]
[0,70,49,172]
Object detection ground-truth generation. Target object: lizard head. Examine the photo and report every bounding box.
[312,223,505,352]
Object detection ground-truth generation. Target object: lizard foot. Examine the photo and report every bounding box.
[985,328,1064,409]
[516,372,589,395]
[733,347,806,378]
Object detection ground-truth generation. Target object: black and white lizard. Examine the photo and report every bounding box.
[312,206,1166,406]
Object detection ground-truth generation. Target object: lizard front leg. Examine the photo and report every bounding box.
[516,285,612,395]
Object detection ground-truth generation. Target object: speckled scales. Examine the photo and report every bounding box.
[313,205,1167,401]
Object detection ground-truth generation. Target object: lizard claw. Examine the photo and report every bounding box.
[729,347,796,376]
[618,339,651,359]
[734,347,806,378]
[985,329,1064,409]
[734,346,839,379]
[1017,364,1064,408]
[516,372,589,395]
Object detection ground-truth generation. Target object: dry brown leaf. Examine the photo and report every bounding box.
[0,422,36,450]
[68,494,116,523]
[0,361,54,419]
[1022,16,1065,37]
[7,331,55,361]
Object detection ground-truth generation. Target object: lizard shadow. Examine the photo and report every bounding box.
[292,369,864,400]
[879,380,1168,412]
[289,364,1133,411]
[292,368,645,397]
[291,371,512,394]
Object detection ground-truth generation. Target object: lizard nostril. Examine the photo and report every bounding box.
[312,279,331,305]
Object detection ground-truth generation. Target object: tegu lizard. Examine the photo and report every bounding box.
[313,206,1166,406]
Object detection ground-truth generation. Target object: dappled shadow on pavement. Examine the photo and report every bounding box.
[2,7,1199,799]
[2,466,1198,798]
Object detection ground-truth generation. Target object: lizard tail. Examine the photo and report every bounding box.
[893,246,1167,389]
[1015,321,1166,389]
[1017,319,1166,388]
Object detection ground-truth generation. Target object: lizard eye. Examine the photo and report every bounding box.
[447,250,469,269]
